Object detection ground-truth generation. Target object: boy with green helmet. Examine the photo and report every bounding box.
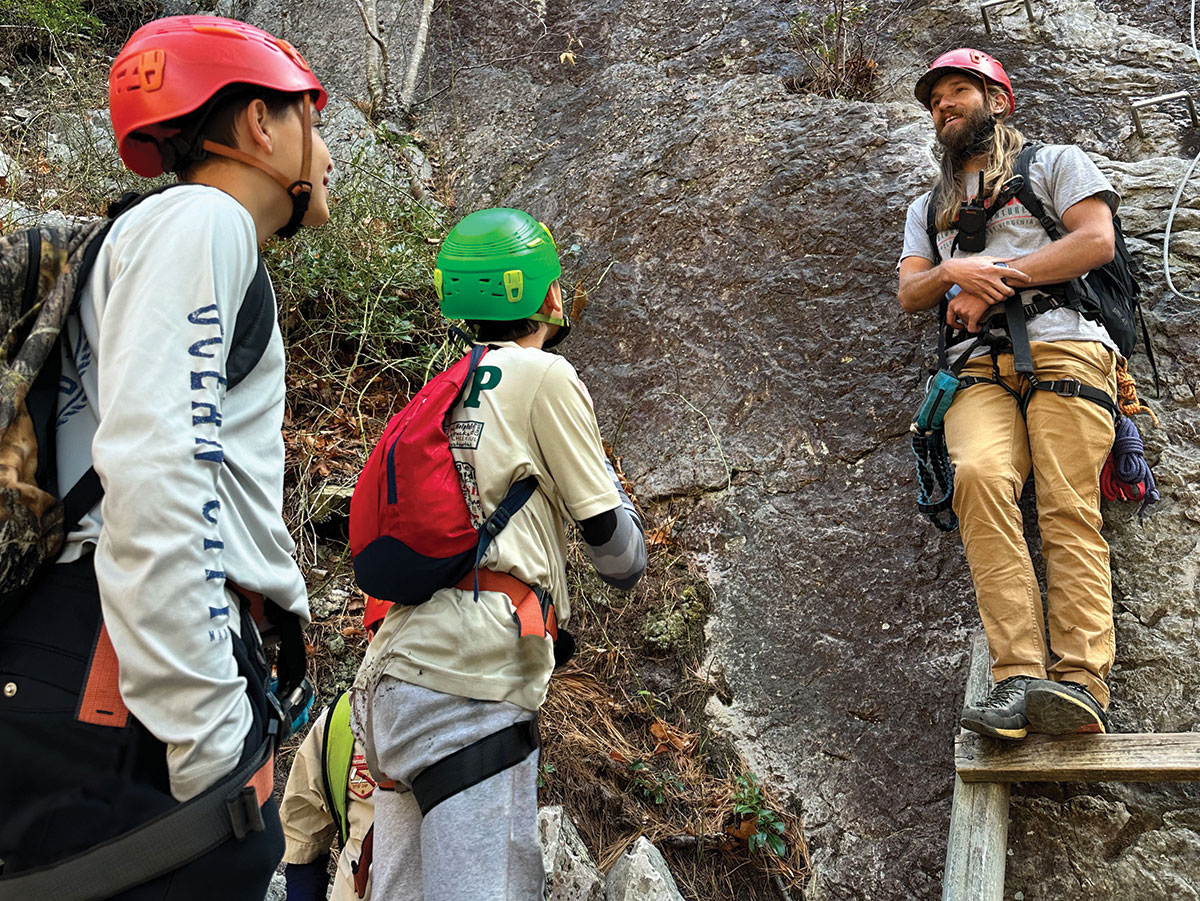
[435,206,571,342]
[351,207,644,899]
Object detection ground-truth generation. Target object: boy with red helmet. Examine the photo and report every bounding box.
[899,49,1120,740]
[0,15,332,899]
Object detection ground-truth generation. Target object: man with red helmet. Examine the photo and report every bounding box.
[0,15,332,899]
[898,49,1120,740]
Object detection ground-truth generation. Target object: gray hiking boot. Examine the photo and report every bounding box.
[960,675,1030,741]
[1025,679,1108,735]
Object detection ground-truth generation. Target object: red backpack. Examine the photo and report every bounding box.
[349,344,537,605]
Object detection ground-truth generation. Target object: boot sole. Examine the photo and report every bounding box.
[960,715,1027,741]
[1026,683,1106,735]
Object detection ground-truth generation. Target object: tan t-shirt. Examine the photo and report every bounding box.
[280,705,377,900]
[355,342,620,711]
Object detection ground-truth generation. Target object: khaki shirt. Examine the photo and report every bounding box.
[280,705,377,900]
[355,343,620,712]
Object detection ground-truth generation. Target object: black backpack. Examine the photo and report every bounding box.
[0,186,273,613]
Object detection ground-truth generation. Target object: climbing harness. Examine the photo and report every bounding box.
[409,717,540,816]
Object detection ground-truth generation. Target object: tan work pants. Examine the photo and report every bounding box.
[944,340,1118,707]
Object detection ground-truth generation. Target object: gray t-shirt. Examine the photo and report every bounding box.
[900,144,1120,359]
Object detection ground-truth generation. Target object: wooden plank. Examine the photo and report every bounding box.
[957,731,1200,783]
[943,776,1010,901]
[943,633,1009,901]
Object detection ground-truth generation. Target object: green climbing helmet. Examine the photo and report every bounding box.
[435,207,563,323]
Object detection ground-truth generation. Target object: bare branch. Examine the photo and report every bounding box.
[399,0,436,114]
[352,0,392,119]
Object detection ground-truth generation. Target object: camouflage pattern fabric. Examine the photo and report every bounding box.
[0,220,109,594]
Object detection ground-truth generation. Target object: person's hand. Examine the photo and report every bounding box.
[943,256,1031,303]
[946,291,998,333]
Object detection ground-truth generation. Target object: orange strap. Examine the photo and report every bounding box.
[77,624,130,728]
[455,571,558,642]
[352,823,374,898]
[227,580,267,628]
[247,751,275,806]
[201,92,313,197]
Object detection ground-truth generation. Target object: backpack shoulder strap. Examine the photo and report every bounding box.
[1014,144,1062,240]
[924,192,942,265]
[320,692,354,848]
[226,255,273,390]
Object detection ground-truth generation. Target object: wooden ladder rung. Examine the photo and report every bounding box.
[957,731,1200,783]
[945,633,1200,900]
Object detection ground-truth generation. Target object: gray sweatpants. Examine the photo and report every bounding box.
[352,677,544,901]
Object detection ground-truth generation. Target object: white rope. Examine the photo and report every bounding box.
[1162,0,1200,302]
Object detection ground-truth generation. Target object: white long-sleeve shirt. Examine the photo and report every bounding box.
[56,185,309,801]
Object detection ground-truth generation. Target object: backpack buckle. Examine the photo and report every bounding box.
[484,507,510,536]
[1054,379,1082,398]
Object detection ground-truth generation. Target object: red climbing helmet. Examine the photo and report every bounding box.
[915,48,1014,117]
[110,15,327,177]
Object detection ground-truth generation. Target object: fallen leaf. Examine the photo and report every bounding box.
[571,282,589,320]
[724,815,758,842]
[645,515,677,547]
[650,719,694,754]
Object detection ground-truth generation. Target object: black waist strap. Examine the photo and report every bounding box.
[411,718,539,817]
[0,733,274,901]
[1003,297,1034,375]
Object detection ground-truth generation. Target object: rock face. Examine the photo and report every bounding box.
[604,837,685,901]
[539,806,606,901]
[196,0,1200,897]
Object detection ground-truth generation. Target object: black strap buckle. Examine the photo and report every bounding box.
[484,507,509,537]
[226,785,265,840]
[1052,379,1082,398]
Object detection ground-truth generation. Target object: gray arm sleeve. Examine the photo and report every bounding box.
[580,460,647,590]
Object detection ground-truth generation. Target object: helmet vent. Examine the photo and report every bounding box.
[192,24,247,39]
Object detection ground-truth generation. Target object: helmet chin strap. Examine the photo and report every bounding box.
[530,311,571,348]
[200,93,314,238]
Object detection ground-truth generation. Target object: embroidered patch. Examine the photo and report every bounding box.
[348,755,377,800]
[448,420,484,449]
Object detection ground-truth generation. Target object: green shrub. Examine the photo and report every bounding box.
[267,142,448,392]
[788,0,881,100]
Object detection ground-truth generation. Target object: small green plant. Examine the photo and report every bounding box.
[635,688,670,716]
[629,759,683,806]
[537,761,556,789]
[734,772,787,858]
[267,144,446,387]
[0,0,156,63]
[788,0,880,100]
[1,0,99,37]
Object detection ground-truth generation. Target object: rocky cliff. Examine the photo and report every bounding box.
[198,0,1200,896]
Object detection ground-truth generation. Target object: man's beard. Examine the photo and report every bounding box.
[937,105,996,164]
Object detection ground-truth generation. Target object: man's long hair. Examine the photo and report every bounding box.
[932,81,1025,232]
